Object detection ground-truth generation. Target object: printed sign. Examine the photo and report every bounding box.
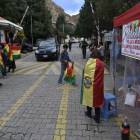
[122,19,140,60]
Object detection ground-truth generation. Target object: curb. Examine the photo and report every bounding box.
[21,51,35,59]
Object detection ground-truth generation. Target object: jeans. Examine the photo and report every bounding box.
[58,64,67,83]
[87,106,100,121]
[2,67,6,76]
[100,56,104,61]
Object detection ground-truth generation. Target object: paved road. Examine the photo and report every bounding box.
[0,43,139,140]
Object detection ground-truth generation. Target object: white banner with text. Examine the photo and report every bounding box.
[122,19,140,60]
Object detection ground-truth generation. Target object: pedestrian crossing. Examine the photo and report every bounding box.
[12,61,109,76]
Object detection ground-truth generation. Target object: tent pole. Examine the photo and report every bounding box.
[113,29,116,95]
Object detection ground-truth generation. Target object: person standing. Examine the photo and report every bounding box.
[0,43,7,79]
[89,38,97,49]
[58,44,77,86]
[81,49,104,124]
[68,40,72,52]
[97,42,105,61]
[82,39,88,59]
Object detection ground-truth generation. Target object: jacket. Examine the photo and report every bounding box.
[82,41,88,49]
[60,51,71,65]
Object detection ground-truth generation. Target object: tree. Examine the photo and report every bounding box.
[15,24,26,43]
[0,0,53,42]
[56,14,65,32]
[75,0,95,38]
[76,0,140,40]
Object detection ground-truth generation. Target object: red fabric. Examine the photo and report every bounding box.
[114,3,140,27]
[93,59,104,108]
[66,63,74,77]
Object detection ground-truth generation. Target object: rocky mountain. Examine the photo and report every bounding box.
[46,0,79,25]
[72,14,79,24]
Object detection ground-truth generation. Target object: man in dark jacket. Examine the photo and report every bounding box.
[82,39,88,59]
[89,38,97,49]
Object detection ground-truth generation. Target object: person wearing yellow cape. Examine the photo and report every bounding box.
[81,49,104,124]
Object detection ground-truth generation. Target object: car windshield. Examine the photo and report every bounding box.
[39,40,55,48]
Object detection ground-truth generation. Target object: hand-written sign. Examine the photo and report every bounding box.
[122,19,140,60]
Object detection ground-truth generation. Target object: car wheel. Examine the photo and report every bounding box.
[36,57,39,61]
[55,55,59,61]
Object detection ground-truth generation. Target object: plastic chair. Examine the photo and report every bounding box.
[101,93,118,121]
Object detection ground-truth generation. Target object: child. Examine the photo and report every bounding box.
[58,44,77,86]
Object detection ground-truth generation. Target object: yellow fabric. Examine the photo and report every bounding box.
[82,59,97,107]
[65,68,75,78]
[12,50,21,55]
[5,45,9,52]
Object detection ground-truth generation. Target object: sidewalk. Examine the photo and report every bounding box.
[104,61,140,139]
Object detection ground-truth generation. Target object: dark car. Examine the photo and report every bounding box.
[35,39,59,61]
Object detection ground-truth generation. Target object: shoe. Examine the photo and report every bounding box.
[3,76,7,79]
[85,111,92,119]
[93,115,100,124]
[72,82,78,86]
[58,82,64,85]
[0,83,2,86]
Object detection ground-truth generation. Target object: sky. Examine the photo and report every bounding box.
[52,0,84,16]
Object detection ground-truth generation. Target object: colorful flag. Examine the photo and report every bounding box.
[81,58,104,108]
[2,45,13,62]
[0,51,5,72]
[11,45,21,59]
[64,63,76,83]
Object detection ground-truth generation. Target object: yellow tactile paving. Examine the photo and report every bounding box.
[13,63,45,75]
[24,64,51,75]
[115,114,138,140]
[54,84,76,140]
[51,64,60,75]
[13,61,109,76]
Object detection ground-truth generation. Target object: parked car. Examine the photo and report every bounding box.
[71,39,79,43]
[35,38,59,61]
[21,39,33,52]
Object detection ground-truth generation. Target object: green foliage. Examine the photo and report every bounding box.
[76,0,139,38]
[75,0,95,38]
[56,14,76,37]
[56,14,65,32]
[64,24,76,37]
[0,0,52,41]
[15,29,26,44]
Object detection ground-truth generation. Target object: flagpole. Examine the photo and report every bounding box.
[13,6,29,40]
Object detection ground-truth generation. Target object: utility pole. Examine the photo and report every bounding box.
[63,23,64,33]
[90,1,101,44]
[31,0,33,47]
[31,15,33,47]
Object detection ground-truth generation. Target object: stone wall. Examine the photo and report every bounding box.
[46,0,78,25]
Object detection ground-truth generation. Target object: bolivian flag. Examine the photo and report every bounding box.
[0,51,5,72]
[3,45,13,62]
[81,58,104,108]
[64,63,76,83]
[11,45,21,59]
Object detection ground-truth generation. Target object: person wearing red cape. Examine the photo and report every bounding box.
[81,49,104,124]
